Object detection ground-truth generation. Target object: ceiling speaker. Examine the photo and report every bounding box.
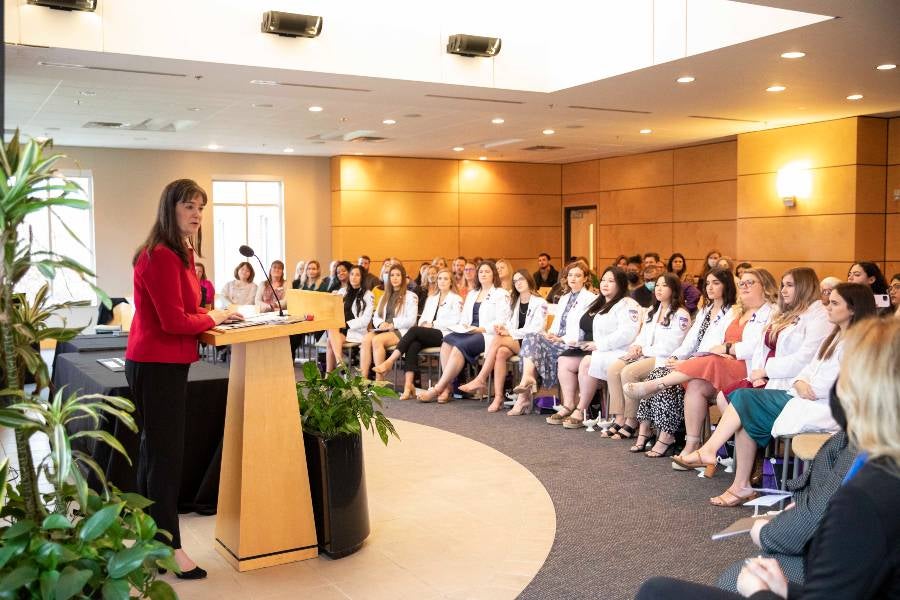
[27,0,96,11]
[446,34,501,58]
[261,11,323,38]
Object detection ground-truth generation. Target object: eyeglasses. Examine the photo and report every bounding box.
[464,267,476,271]
[821,288,834,295]
[512,277,526,283]
[890,283,900,291]
[738,280,759,289]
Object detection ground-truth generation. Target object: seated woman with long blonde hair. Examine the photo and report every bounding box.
[359,263,418,380]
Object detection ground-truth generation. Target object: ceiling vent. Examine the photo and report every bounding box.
[307,130,387,142]
[523,145,564,151]
[689,114,761,123]
[568,105,651,114]
[425,94,524,105]
[83,121,128,129]
[82,119,196,132]
[348,136,387,143]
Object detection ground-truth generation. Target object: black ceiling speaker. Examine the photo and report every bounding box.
[261,11,323,38]
[27,0,96,10]
[446,34,501,58]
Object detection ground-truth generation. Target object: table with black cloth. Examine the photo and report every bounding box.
[50,333,130,375]
[51,351,228,515]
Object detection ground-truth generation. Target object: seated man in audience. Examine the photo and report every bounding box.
[358,255,380,290]
[631,263,660,308]
[533,252,559,288]
[625,255,643,294]
[643,252,661,271]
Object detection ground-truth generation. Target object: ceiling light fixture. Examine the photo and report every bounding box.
[260,11,323,38]
[846,94,863,101]
[308,106,323,112]
[676,76,695,83]
[542,129,555,135]
[382,119,396,125]
[207,144,220,150]
[251,103,273,108]
[479,156,487,161]
[250,79,278,86]
[79,90,96,97]
[491,117,505,124]
[780,51,806,59]
[766,85,787,92]
[446,34,501,58]
[188,107,202,111]
[453,146,464,152]
[639,129,652,134]
[27,0,96,12]
[876,63,896,70]
[283,147,295,153]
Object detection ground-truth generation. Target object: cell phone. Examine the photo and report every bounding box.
[874,294,890,308]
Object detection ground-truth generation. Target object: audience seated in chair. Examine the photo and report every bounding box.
[359,263,418,380]
[324,265,374,372]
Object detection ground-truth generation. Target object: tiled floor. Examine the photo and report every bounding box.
[169,419,556,599]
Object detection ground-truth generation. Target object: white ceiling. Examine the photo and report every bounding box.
[4,0,899,163]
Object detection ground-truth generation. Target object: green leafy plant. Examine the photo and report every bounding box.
[296,362,400,445]
[0,132,177,598]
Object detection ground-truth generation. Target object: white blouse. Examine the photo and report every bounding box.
[221,280,258,306]
[634,306,692,367]
[373,290,419,336]
[459,286,511,347]
[547,288,598,344]
[751,301,832,391]
[673,303,736,359]
[418,291,464,336]
[587,296,642,379]
[337,287,374,343]
[505,295,548,340]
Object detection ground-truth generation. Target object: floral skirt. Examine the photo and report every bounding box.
[519,333,568,389]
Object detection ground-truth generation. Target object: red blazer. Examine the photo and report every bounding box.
[125,245,214,364]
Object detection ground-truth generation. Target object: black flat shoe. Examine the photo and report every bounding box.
[175,566,208,580]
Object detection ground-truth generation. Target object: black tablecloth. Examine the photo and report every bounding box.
[51,333,130,374]
[51,351,228,515]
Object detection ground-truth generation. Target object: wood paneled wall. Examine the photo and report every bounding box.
[736,117,889,280]
[561,141,737,278]
[887,117,900,279]
[331,156,562,271]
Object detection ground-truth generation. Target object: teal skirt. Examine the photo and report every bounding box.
[728,388,791,447]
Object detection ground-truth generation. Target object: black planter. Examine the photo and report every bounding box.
[303,432,371,558]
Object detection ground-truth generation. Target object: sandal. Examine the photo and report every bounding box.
[709,489,759,508]
[599,423,622,438]
[610,424,637,440]
[672,450,717,477]
[546,407,574,425]
[629,433,652,453]
[562,409,585,429]
[645,440,675,458]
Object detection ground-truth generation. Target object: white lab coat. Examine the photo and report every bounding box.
[588,296,642,379]
[635,307,692,368]
[672,304,736,359]
[506,295,548,339]
[417,291,464,336]
[771,340,843,437]
[336,288,374,343]
[373,290,419,336]
[751,301,832,391]
[733,303,776,378]
[459,286,512,347]
[547,288,598,344]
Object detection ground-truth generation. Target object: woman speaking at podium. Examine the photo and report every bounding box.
[125,179,237,580]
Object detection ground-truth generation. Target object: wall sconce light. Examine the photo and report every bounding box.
[776,161,812,207]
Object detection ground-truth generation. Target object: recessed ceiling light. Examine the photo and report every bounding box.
[766,85,787,92]
[453,146,464,152]
[79,90,96,97]
[846,94,863,101]
[308,106,323,112]
[781,51,806,59]
[676,76,695,83]
[876,63,896,70]
[382,119,396,125]
[491,117,505,124]
[479,156,487,161]
[188,107,202,111]
[283,147,295,153]
[639,129,652,134]
[542,129,555,135]
[207,144,220,150]
[250,80,278,86]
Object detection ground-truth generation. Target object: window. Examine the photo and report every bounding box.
[15,172,96,305]
[212,179,284,290]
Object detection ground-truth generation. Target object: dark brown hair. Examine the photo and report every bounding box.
[474,261,500,291]
[133,179,207,267]
[233,261,255,282]
[818,282,878,360]
[647,272,685,326]
[509,268,537,310]
[378,263,409,319]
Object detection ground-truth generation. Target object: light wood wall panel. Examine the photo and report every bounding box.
[332,156,458,192]
[889,118,900,166]
[737,166,859,218]
[674,142,737,184]
[856,116,888,165]
[857,166,888,213]
[673,220,737,261]
[674,180,737,222]
[855,215,886,261]
[332,226,458,262]
[563,192,606,207]
[598,223,673,259]
[562,160,601,195]
[600,186,673,224]
[459,161,561,195]
[332,191,459,226]
[458,226,561,262]
[738,117,860,175]
[889,165,900,214]
[745,261,856,281]
[736,215,861,262]
[597,151,673,190]
[459,193,560,226]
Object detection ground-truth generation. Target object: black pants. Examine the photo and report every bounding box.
[395,326,443,374]
[636,577,742,600]
[125,360,190,549]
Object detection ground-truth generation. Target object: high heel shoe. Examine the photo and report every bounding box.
[159,566,208,580]
[372,361,392,374]
[629,433,652,452]
[458,379,487,396]
[512,379,537,394]
[487,397,505,412]
[507,393,533,416]
[622,380,666,401]
[672,450,717,478]
[398,387,415,401]
[645,439,675,458]
[417,387,440,403]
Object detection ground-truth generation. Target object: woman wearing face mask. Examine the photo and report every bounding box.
[699,249,722,284]
[458,269,547,411]
[624,269,779,458]
[324,265,375,372]
[360,264,418,380]
[634,269,737,457]
[417,262,510,403]
[256,260,288,313]
[552,267,643,430]
[637,315,899,600]
[373,268,462,399]
[507,261,597,415]
[668,252,701,313]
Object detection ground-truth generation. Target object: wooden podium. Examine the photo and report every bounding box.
[199,291,344,571]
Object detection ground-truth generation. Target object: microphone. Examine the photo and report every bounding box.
[239,245,284,316]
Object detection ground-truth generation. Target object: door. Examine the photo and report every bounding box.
[565,206,597,271]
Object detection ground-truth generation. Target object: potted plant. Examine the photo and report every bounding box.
[296,362,399,558]
[0,133,178,597]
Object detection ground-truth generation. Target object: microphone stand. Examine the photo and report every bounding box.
[242,246,284,317]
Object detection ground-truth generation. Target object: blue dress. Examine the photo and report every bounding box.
[443,302,485,364]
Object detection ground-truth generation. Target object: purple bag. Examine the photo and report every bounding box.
[533,395,557,414]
